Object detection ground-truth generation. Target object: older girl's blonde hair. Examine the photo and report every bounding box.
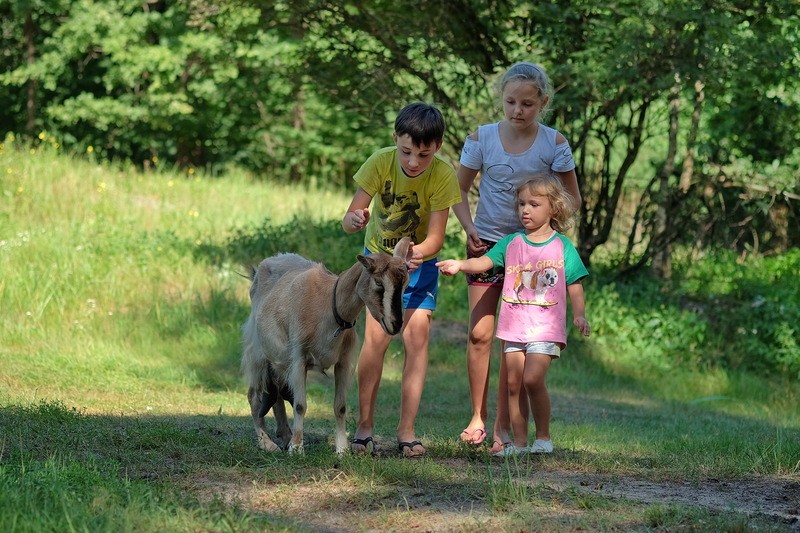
[497,62,553,119]
[516,174,576,233]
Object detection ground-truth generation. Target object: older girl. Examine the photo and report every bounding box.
[450,62,582,452]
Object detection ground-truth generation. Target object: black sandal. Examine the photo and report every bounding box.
[398,440,425,458]
[351,436,375,455]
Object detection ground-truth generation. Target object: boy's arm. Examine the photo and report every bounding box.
[410,208,449,260]
[567,282,590,337]
[342,188,372,234]
[436,255,494,276]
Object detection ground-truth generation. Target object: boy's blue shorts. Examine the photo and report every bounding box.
[364,248,438,311]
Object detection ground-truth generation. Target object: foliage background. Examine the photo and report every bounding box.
[2,0,799,265]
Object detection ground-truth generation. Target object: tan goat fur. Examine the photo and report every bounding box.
[241,238,410,454]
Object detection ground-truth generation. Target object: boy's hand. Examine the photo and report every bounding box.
[350,208,370,231]
[573,316,590,337]
[405,242,423,272]
[435,259,461,276]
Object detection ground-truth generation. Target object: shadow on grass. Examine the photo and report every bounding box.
[0,394,796,531]
[2,393,798,486]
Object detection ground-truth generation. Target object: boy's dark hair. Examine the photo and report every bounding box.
[394,102,445,147]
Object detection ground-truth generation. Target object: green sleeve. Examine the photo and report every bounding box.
[558,234,589,284]
[484,233,516,268]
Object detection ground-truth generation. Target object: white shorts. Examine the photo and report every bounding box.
[504,341,561,358]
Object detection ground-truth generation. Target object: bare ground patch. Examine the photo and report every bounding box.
[524,467,800,529]
[186,457,800,532]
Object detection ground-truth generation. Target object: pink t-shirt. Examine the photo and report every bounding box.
[486,231,588,349]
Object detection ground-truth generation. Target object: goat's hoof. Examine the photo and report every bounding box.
[257,438,281,452]
[288,443,304,455]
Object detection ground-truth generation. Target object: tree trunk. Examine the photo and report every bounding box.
[679,79,705,192]
[290,88,305,183]
[24,12,37,135]
[577,100,650,266]
[652,76,681,279]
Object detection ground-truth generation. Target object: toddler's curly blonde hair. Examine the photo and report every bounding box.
[515,174,576,233]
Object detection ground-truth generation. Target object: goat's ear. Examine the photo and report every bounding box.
[393,237,411,259]
[357,254,373,270]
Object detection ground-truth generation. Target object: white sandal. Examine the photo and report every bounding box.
[528,439,553,454]
[492,443,528,457]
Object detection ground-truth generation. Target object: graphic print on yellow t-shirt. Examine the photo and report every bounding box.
[379,179,421,247]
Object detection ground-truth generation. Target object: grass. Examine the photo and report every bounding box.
[1,140,799,531]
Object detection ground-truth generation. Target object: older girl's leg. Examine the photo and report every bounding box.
[462,284,501,443]
[503,349,528,448]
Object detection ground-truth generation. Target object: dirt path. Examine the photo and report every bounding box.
[193,460,799,532]
[524,467,800,529]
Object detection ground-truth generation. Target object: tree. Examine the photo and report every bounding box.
[498,0,800,267]
[2,0,797,261]
[275,0,800,263]
[0,0,70,136]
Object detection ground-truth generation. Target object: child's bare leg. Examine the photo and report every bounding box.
[491,351,529,450]
[492,355,511,447]
[352,310,391,452]
[397,308,431,456]
[503,350,528,448]
[463,284,500,442]
[523,353,553,440]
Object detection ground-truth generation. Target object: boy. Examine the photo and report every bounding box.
[342,102,461,458]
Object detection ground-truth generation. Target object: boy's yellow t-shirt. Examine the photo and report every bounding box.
[354,146,460,260]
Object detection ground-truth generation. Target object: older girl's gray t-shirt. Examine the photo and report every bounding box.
[459,122,576,242]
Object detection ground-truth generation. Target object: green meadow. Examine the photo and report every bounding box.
[1,141,799,532]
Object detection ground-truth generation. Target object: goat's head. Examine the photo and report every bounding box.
[356,237,411,335]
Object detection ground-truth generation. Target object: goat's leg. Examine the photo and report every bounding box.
[272,393,292,450]
[264,363,292,450]
[248,386,280,452]
[287,354,307,455]
[333,352,357,455]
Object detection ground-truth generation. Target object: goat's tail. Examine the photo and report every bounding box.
[241,310,266,389]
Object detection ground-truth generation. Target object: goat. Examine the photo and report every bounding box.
[241,238,411,455]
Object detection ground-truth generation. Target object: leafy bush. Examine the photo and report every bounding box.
[590,249,800,378]
[676,248,800,377]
